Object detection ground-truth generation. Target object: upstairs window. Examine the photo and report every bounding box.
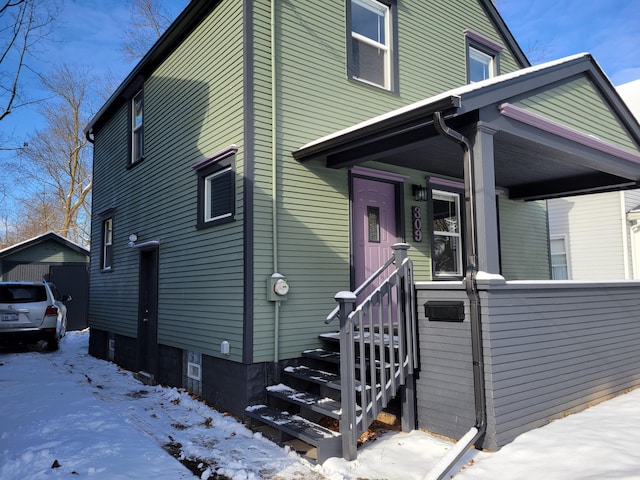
[102,218,113,270]
[131,90,144,163]
[431,190,463,278]
[468,46,494,82]
[348,0,396,90]
[464,29,502,84]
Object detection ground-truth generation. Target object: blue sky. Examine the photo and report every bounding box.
[498,0,640,85]
[1,0,639,159]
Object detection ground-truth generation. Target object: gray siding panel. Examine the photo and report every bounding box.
[416,280,640,451]
[416,286,476,441]
[482,281,640,449]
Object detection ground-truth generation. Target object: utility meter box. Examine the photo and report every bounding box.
[267,273,289,301]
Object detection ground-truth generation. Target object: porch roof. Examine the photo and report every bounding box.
[294,54,640,201]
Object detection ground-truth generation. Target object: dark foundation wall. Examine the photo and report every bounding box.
[88,328,273,419]
[157,344,183,387]
[201,355,270,419]
[88,329,139,373]
[88,328,109,359]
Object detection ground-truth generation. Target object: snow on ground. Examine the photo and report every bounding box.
[1,331,640,480]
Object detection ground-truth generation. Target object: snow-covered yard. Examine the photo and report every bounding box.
[1,330,640,479]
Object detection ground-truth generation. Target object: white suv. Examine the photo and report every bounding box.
[0,281,71,351]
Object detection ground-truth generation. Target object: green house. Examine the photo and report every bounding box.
[85,0,640,462]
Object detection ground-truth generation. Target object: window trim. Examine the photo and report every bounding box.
[429,187,465,279]
[464,29,502,83]
[550,234,571,280]
[346,0,398,92]
[101,217,114,271]
[130,89,144,164]
[193,146,237,229]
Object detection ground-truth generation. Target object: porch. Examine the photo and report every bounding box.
[417,276,640,451]
[254,53,640,465]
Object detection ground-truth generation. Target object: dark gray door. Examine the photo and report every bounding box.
[137,248,159,375]
[49,265,89,331]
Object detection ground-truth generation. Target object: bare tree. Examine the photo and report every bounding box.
[13,64,94,245]
[0,0,58,129]
[120,0,184,61]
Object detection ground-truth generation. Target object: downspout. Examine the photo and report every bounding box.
[271,0,280,363]
[425,112,487,480]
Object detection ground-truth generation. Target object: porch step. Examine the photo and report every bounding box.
[283,365,341,390]
[267,384,344,419]
[245,405,342,463]
[320,331,400,348]
[302,348,340,364]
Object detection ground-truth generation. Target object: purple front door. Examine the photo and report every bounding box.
[353,177,399,296]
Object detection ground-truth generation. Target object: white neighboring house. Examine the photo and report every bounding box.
[548,79,640,280]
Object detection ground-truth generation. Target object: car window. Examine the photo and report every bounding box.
[0,285,48,303]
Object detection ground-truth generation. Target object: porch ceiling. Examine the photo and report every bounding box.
[294,55,640,201]
[297,117,640,201]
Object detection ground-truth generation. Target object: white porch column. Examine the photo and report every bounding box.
[467,122,501,275]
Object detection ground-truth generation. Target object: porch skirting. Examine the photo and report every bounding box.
[416,279,640,451]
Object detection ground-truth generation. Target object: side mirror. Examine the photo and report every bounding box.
[62,294,72,302]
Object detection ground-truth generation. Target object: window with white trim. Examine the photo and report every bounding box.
[464,30,503,84]
[468,46,494,83]
[550,236,569,279]
[431,190,463,277]
[102,218,113,270]
[204,167,234,223]
[348,0,394,90]
[194,150,236,229]
[131,90,144,163]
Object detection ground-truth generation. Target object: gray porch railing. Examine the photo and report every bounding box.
[331,243,418,460]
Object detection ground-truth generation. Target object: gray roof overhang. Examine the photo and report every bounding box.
[294,54,640,201]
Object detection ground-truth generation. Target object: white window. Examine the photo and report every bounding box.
[131,90,144,162]
[204,167,234,223]
[550,236,569,280]
[349,0,392,89]
[468,46,494,83]
[432,190,463,277]
[102,218,113,270]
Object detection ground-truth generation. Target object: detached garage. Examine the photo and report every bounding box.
[0,232,89,331]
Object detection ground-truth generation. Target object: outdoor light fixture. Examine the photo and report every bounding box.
[412,184,427,201]
[128,233,138,248]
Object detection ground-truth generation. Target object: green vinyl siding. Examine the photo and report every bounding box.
[89,104,136,338]
[89,0,246,360]
[498,197,550,280]
[515,76,639,152]
[249,0,525,361]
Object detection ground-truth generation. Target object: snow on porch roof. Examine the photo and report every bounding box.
[293,53,640,165]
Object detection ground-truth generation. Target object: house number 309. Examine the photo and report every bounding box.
[412,206,422,242]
